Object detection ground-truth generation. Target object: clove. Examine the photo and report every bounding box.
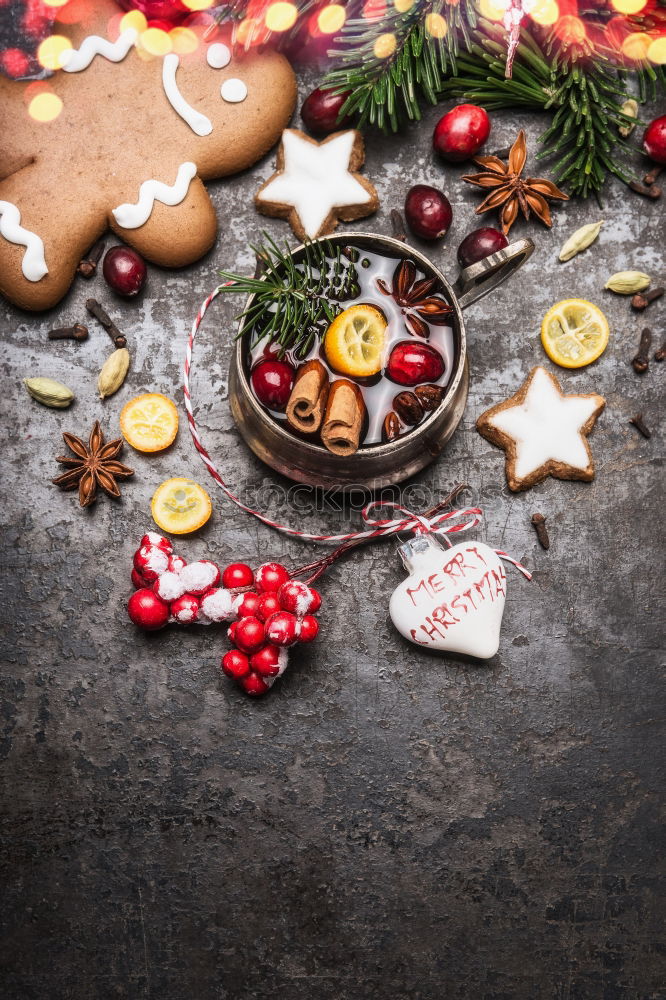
[631,287,664,311]
[390,208,407,243]
[629,413,651,439]
[655,339,666,363]
[644,165,663,186]
[531,513,550,550]
[631,328,652,373]
[77,239,106,279]
[628,180,662,199]
[85,298,127,348]
[47,323,89,342]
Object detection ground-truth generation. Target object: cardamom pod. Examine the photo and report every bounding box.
[618,98,639,137]
[98,347,130,399]
[24,376,74,408]
[604,271,651,295]
[559,221,604,262]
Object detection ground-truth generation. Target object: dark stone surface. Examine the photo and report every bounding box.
[1,71,664,998]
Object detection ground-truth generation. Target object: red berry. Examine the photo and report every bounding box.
[228,622,238,643]
[199,587,235,623]
[301,87,353,136]
[255,562,291,593]
[433,104,491,162]
[133,544,170,582]
[131,568,147,589]
[241,671,271,696]
[265,611,300,647]
[179,560,220,596]
[404,185,452,241]
[250,643,285,677]
[386,341,445,387]
[103,246,147,297]
[643,115,666,165]
[170,593,200,624]
[153,570,187,602]
[140,532,172,553]
[277,580,318,615]
[222,562,255,590]
[256,593,281,621]
[128,588,170,630]
[299,615,319,642]
[307,587,322,613]
[234,591,262,618]
[167,554,187,573]
[221,649,250,679]
[251,360,295,411]
[457,227,509,268]
[234,616,266,653]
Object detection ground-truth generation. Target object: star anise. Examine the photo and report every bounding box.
[53,420,134,507]
[376,258,452,338]
[462,130,569,235]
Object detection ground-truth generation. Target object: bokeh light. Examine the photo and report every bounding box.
[182,0,215,10]
[37,34,71,70]
[236,17,259,45]
[265,2,298,31]
[140,27,173,56]
[120,10,148,34]
[29,92,63,122]
[477,0,507,22]
[169,26,199,54]
[317,4,346,34]
[425,12,448,38]
[528,0,559,26]
[1,47,31,78]
[611,0,647,13]
[647,36,666,64]
[553,14,586,45]
[394,0,415,11]
[42,0,69,7]
[373,31,396,58]
[621,31,651,60]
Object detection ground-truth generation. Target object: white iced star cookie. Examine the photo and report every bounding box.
[254,128,378,241]
[476,366,606,492]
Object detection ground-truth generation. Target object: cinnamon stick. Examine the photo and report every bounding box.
[286,360,330,435]
[321,379,365,457]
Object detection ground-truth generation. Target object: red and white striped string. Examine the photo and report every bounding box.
[182,285,531,580]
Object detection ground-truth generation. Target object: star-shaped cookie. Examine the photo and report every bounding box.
[476,366,606,492]
[254,128,378,241]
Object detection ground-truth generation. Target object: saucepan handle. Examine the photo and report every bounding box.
[456,237,535,311]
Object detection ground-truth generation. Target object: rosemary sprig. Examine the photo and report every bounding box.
[217,235,358,360]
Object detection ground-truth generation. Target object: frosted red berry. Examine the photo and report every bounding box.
[228,621,238,643]
[234,616,266,653]
[221,649,251,679]
[133,544,170,582]
[140,532,172,553]
[265,610,300,647]
[255,562,291,593]
[404,185,452,241]
[433,104,491,162]
[128,588,170,630]
[131,568,147,589]
[386,341,445,387]
[241,671,271,697]
[250,644,284,677]
[103,246,147,297]
[277,580,318,615]
[179,559,220,595]
[235,591,262,618]
[170,593,200,624]
[167,554,187,573]
[299,615,319,642]
[222,562,254,590]
[256,593,281,621]
[306,587,322,613]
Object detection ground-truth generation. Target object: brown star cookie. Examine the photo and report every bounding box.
[476,366,606,492]
[254,128,378,241]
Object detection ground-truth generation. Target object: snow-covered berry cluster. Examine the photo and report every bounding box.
[127,534,322,697]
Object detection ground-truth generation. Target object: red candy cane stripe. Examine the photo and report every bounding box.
[183,287,531,580]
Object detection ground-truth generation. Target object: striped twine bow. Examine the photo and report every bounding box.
[183,286,531,580]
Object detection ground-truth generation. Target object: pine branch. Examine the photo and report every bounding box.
[323,0,477,132]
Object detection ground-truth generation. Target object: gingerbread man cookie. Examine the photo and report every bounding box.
[0,1,297,311]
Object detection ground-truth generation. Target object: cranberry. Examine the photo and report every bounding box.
[386,341,445,387]
[433,104,491,163]
[221,649,251,679]
[404,185,453,241]
[251,360,295,411]
[103,246,147,297]
[127,588,170,630]
[457,227,509,268]
[643,115,666,165]
[234,616,266,653]
[255,562,291,593]
[222,562,254,590]
[301,87,353,136]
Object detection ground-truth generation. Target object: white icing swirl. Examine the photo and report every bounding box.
[112,162,197,230]
[60,28,138,73]
[207,43,231,69]
[220,78,247,103]
[162,53,213,137]
[0,201,48,281]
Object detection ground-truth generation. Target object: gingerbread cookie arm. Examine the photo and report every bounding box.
[109,172,217,268]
